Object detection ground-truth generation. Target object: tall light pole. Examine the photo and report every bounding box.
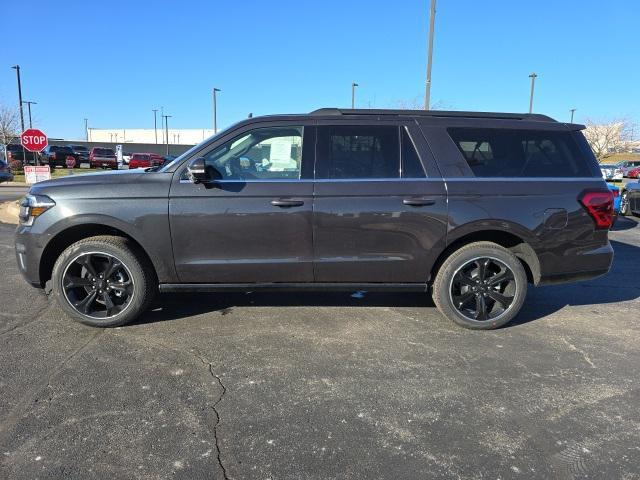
[570,108,577,123]
[213,88,221,133]
[84,118,89,141]
[160,106,165,144]
[351,82,359,109]
[152,109,158,144]
[528,72,538,114]
[22,101,37,128]
[11,65,25,132]
[424,0,437,110]
[162,114,172,155]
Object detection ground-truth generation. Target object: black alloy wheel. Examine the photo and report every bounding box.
[62,252,135,319]
[449,257,517,322]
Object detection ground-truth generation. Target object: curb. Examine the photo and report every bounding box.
[0,200,19,225]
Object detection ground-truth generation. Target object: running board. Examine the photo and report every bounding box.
[159,283,429,293]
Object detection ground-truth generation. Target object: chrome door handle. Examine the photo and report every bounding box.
[270,199,304,207]
[403,198,436,207]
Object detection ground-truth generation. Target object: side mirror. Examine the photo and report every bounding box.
[187,157,213,183]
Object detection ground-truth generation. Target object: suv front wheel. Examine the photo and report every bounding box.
[51,235,156,327]
[433,241,527,330]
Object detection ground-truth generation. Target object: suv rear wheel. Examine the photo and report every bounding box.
[433,241,527,330]
[51,235,156,327]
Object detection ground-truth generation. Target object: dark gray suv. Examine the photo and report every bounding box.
[15,109,614,329]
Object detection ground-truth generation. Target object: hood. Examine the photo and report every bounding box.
[29,168,173,200]
[33,169,146,189]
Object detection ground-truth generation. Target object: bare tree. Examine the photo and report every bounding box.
[583,118,635,162]
[0,104,19,147]
[392,96,453,110]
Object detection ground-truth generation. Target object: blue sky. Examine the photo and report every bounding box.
[2,0,638,139]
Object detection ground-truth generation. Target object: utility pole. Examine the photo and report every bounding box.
[160,106,164,144]
[162,115,172,155]
[570,108,576,123]
[424,0,437,110]
[11,65,25,132]
[22,101,36,128]
[84,118,88,141]
[351,82,359,109]
[152,109,158,144]
[213,88,221,133]
[528,72,538,114]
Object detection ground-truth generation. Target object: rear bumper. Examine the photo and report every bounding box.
[538,242,614,285]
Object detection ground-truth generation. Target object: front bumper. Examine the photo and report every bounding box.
[15,226,47,288]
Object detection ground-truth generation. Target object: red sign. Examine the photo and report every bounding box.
[20,128,48,152]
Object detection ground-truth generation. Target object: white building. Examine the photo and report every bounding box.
[87,128,216,145]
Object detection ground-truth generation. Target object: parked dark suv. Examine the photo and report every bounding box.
[15,109,614,329]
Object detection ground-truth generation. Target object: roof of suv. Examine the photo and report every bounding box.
[309,108,556,122]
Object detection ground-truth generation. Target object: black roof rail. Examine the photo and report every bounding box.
[309,108,556,122]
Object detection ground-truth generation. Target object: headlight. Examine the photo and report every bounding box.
[19,194,55,226]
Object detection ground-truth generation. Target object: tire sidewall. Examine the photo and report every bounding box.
[434,244,527,329]
[52,239,149,327]
[620,192,629,216]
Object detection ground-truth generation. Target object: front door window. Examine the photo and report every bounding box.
[194,126,303,181]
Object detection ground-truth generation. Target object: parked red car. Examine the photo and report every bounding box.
[627,166,640,179]
[89,147,117,169]
[129,153,164,169]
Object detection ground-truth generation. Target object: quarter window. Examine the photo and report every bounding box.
[197,126,303,181]
[447,128,593,177]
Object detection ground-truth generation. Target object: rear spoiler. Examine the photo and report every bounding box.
[566,123,586,131]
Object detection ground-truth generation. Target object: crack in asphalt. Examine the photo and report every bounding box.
[112,333,230,479]
[0,329,103,443]
[0,303,52,337]
[561,337,596,369]
[193,350,229,480]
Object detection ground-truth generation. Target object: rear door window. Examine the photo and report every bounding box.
[315,125,400,179]
[447,128,594,177]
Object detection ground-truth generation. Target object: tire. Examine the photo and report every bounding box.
[620,191,630,216]
[51,235,156,327]
[432,241,527,330]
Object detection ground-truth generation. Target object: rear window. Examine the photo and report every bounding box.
[94,148,115,155]
[447,128,594,178]
[71,145,88,151]
[132,154,148,160]
[57,147,73,153]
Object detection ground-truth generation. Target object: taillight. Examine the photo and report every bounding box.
[7,151,12,160]
[579,190,614,229]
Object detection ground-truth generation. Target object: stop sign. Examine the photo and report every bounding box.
[21,128,48,153]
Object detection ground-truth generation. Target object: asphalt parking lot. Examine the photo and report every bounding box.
[0,217,639,479]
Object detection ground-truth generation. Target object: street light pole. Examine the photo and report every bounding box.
[213,88,221,132]
[528,72,538,114]
[570,108,577,123]
[162,115,172,155]
[424,0,437,110]
[11,65,25,132]
[84,118,88,141]
[351,82,359,109]
[152,109,158,144]
[160,106,164,144]
[22,101,36,128]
